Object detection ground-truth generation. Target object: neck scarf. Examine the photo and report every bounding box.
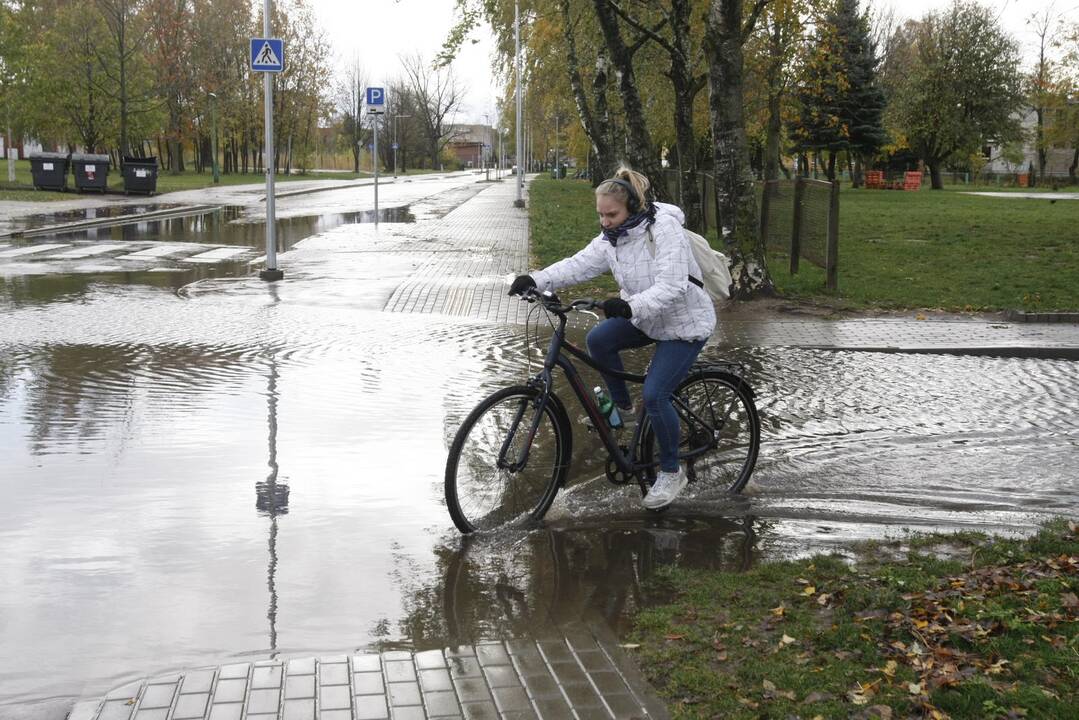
[602,207,654,245]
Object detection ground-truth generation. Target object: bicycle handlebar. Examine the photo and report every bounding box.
[516,287,599,316]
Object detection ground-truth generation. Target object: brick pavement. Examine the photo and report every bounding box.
[69,631,668,720]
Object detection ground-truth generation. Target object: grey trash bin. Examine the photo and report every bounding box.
[121,156,158,195]
[29,152,71,191]
[71,153,110,193]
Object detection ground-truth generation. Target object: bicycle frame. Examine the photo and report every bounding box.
[508,298,723,489]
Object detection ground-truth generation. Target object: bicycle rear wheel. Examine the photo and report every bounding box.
[641,368,760,495]
[445,385,571,533]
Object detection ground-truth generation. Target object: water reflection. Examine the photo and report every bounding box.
[5,203,184,232]
[255,284,287,655]
[399,516,760,648]
[0,205,416,307]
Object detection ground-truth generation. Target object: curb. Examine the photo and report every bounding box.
[794,345,1079,360]
[1004,310,1079,324]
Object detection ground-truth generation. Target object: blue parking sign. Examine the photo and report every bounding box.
[366,87,386,113]
[251,38,284,72]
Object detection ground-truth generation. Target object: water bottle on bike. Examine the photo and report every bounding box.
[593,386,623,429]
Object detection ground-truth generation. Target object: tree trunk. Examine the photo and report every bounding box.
[591,0,667,198]
[559,0,615,181]
[705,0,772,298]
[669,0,703,231]
[928,161,943,189]
[764,91,781,185]
[826,151,836,181]
[852,154,862,189]
[1070,147,1078,183]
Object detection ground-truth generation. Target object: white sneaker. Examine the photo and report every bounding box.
[643,468,687,509]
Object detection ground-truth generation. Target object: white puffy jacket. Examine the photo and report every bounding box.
[531,202,716,342]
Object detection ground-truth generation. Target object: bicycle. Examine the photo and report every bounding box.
[444,287,761,534]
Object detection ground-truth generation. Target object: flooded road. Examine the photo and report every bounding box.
[1,178,1077,708]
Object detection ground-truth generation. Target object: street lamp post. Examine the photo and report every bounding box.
[514,0,524,207]
[208,92,220,184]
[393,113,411,178]
[482,112,490,180]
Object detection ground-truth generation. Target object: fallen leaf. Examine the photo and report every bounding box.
[1061,592,1079,609]
[882,660,898,678]
[804,691,834,704]
[908,682,923,695]
[803,586,817,596]
[817,593,831,605]
[664,634,685,641]
[771,605,786,617]
[618,643,640,649]
[780,634,797,646]
[848,690,870,705]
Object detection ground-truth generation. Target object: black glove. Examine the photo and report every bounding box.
[508,274,536,296]
[601,297,632,319]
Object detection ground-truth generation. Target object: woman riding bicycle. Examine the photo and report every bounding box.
[508,165,715,510]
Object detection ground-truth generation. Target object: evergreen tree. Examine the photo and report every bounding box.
[834,0,887,184]
[790,0,886,183]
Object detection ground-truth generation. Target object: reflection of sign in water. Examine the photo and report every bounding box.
[250,38,285,73]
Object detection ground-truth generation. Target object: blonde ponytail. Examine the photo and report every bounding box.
[595,164,651,213]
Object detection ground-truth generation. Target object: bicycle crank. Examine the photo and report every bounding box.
[605,448,635,485]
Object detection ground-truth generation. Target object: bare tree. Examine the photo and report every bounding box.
[400,53,466,169]
[1027,7,1062,184]
[337,55,369,173]
[94,0,154,157]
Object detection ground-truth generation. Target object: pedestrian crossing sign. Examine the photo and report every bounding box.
[250,38,284,73]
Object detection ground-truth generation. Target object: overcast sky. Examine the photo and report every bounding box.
[308,0,1079,126]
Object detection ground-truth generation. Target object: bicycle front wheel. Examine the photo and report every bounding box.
[641,368,760,495]
[445,385,572,533]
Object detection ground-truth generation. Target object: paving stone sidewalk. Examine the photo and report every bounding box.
[382,178,1079,358]
[68,631,668,720]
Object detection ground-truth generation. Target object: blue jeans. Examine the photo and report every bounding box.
[585,318,706,473]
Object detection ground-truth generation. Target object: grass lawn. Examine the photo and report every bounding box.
[629,519,1079,720]
[528,175,1079,311]
[0,159,438,201]
[770,187,1079,312]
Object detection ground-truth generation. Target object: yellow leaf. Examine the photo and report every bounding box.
[909,682,923,694]
[914,618,929,629]
[883,660,897,677]
[817,593,831,606]
[763,679,777,692]
[803,586,817,596]
[771,605,786,617]
[780,634,797,646]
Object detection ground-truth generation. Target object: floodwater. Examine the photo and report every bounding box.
[1,185,1077,709]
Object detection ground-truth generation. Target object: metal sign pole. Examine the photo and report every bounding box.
[373,113,379,229]
[259,0,283,281]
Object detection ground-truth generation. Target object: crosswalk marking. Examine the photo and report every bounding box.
[0,243,72,258]
[116,244,191,260]
[48,244,129,259]
[182,247,249,263]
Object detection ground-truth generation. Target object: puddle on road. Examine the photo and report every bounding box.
[0,205,415,306]
[1,282,1077,706]
[4,203,186,231]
